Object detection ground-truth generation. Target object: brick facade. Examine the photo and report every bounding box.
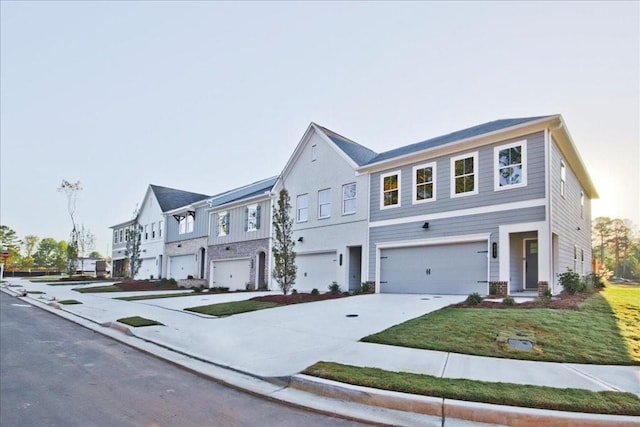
[208,238,270,289]
[163,237,208,279]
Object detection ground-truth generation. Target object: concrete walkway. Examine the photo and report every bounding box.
[2,278,639,426]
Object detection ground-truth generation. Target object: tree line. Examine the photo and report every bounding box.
[0,225,103,274]
[592,217,639,279]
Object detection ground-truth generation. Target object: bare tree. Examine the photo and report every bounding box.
[76,225,96,273]
[58,180,82,275]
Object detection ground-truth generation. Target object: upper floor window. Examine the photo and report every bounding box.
[178,217,186,234]
[342,183,356,215]
[114,230,118,244]
[494,141,527,191]
[144,224,149,240]
[318,188,331,218]
[580,191,585,218]
[245,204,261,232]
[413,163,436,203]
[151,223,156,239]
[451,152,478,197]
[119,229,123,243]
[159,221,163,238]
[311,144,317,162]
[381,171,401,209]
[125,229,130,241]
[297,194,309,222]
[186,213,194,233]
[217,211,229,236]
[560,160,566,198]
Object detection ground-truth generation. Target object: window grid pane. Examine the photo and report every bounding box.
[383,174,399,206]
[415,167,433,200]
[342,183,356,214]
[454,157,475,194]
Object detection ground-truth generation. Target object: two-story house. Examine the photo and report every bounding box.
[110,184,209,279]
[207,177,277,290]
[272,123,377,293]
[356,115,597,295]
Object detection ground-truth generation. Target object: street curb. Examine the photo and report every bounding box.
[291,374,640,427]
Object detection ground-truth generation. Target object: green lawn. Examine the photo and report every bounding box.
[362,285,639,365]
[74,285,124,293]
[58,299,82,305]
[185,300,279,317]
[117,292,196,301]
[303,362,640,416]
[117,316,164,327]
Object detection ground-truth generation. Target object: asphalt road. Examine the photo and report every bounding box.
[0,291,370,427]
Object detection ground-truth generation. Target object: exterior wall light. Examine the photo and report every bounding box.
[422,222,429,229]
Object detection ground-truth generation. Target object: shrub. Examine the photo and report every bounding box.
[311,288,319,295]
[584,273,604,289]
[502,296,515,306]
[559,269,583,294]
[193,286,202,293]
[489,282,498,296]
[168,278,177,286]
[464,292,483,305]
[328,281,341,294]
[291,289,298,295]
[361,282,370,293]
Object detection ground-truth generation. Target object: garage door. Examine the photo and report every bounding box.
[380,241,488,294]
[168,254,195,280]
[211,258,251,290]
[295,252,337,293]
[137,257,157,280]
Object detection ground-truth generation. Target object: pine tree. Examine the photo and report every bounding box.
[272,189,296,295]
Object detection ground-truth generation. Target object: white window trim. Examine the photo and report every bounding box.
[560,160,567,198]
[342,182,357,215]
[296,194,309,223]
[494,140,527,192]
[380,170,401,210]
[186,214,194,233]
[412,162,437,204]
[450,152,479,198]
[580,191,584,218]
[318,188,331,219]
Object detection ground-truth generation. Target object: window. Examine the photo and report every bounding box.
[151,223,156,239]
[245,204,261,232]
[178,216,186,234]
[560,161,566,197]
[581,248,585,275]
[297,194,309,222]
[580,191,585,218]
[114,230,118,244]
[494,141,526,191]
[144,224,149,240]
[159,221,163,238]
[186,213,194,233]
[451,152,478,197]
[217,211,229,236]
[413,163,436,203]
[342,183,356,214]
[125,229,130,241]
[311,144,317,162]
[573,244,578,271]
[381,171,401,208]
[318,188,331,218]
[119,229,123,243]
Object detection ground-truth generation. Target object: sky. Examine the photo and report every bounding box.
[1,1,638,256]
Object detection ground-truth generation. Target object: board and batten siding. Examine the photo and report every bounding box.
[550,139,593,278]
[368,205,546,282]
[165,205,210,243]
[209,198,271,245]
[369,131,546,223]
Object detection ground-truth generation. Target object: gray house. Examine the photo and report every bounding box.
[207,177,277,290]
[356,115,597,295]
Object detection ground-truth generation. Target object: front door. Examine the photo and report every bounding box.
[524,239,538,289]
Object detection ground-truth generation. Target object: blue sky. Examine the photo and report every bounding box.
[1,1,638,255]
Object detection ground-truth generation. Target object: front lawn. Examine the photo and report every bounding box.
[303,362,640,416]
[362,285,639,365]
[117,316,164,327]
[185,300,280,317]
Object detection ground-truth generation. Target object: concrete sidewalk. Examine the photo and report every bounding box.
[2,278,639,426]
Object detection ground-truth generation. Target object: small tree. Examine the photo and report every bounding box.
[58,180,82,272]
[125,223,142,279]
[272,189,296,295]
[76,225,95,273]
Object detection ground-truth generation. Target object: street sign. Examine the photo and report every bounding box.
[1,250,9,259]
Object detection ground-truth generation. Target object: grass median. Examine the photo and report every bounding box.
[303,362,640,416]
[362,285,639,365]
[185,300,280,317]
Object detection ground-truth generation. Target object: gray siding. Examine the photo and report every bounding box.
[370,132,546,222]
[165,204,209,243]
[209,198,271,245]
[368,205,545,281]
[550,140,593,280]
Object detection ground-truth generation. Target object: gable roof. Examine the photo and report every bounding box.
[149,184,210,212]
[315,125,378,166]
[207,176,277,209]
[366,116,554,165]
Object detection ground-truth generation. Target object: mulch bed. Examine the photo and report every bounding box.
[250,292,349,305]
[450,290,600,310]
[114,280,181,292]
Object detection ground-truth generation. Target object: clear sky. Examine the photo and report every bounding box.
[1,1,638,255]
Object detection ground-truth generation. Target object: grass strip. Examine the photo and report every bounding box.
[116,316,163,327]
[363,288,638,365]
[58,300,82,305]
[74,285,123,293]
[117,292,197,301]
[303,362,640,416]
[602,284,640,361]
[185,300,279,317]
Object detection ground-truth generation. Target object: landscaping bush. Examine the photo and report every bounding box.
[361,282,370,293]
[464,292,483,305]
[311,288,319,295]
[328,281,341,294]
[502,296,515,306]
[559,269,583,294]
[489,282,498,296]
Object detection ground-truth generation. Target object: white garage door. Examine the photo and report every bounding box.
[168,254,195,280]
[295,252,337,293]
[380,241,488,294]
[211,258,251,290]
[137,257,157,280]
